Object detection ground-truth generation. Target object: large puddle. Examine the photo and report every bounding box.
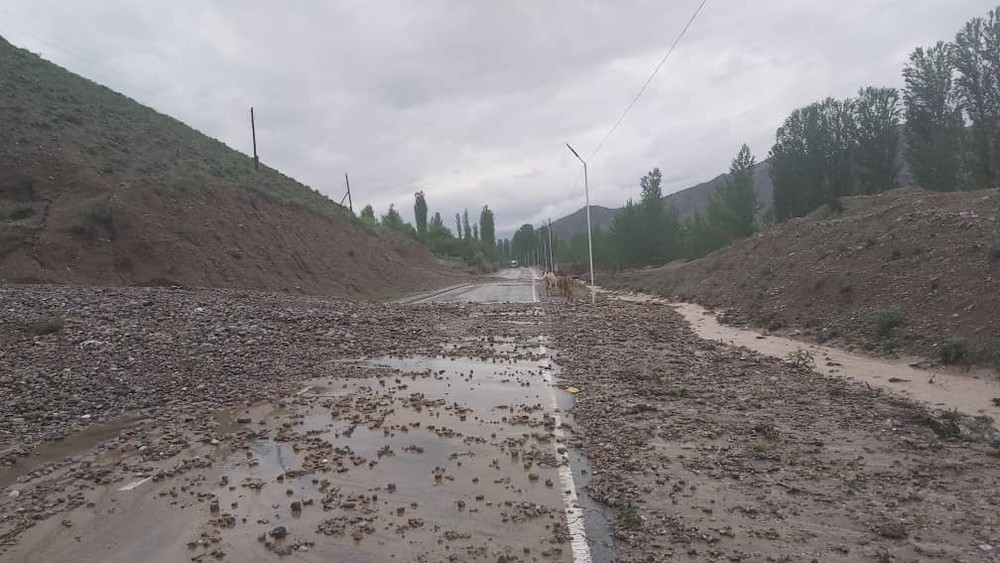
[189,344,610,561]
[667,300,1000,419]
[5,333,615,562]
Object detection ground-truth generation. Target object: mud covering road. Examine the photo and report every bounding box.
[2,275,1000,562]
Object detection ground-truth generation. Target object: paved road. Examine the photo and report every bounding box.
[408,268,539,303]
[407,267,613,561]
[7,271,616,563]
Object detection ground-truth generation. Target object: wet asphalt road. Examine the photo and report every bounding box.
[408,268,538,304]
[408,267,614,561]
[4,273,616,563]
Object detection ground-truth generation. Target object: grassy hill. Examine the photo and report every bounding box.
[0,36,458,297]
[0,36,343,217]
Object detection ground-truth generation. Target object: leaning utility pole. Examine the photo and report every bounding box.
[341,173,354,213]
[250,107,259,171]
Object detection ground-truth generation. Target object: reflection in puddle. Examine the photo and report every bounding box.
[0,415,145,489]
[208,345,613,561]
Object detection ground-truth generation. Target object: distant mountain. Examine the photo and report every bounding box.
[550,159,775,241]
[551,122,916,241]
[547,205,619,241]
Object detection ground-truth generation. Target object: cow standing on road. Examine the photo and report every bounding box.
[543,271,558,295]
[557,275,573,301]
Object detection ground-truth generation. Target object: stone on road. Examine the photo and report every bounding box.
[4,277,997,562]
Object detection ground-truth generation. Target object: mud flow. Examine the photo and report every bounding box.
[6,337,610,562]
[0,416,145,490]
[669,301,1000,419]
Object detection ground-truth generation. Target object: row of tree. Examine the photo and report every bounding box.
[544,144,759,272]
[548,4,1000,272]
[357,193,500,271]
[354,6,998,276]
[773,4,1000,220]
[485,141,757,274]
[905,8,1000,193]
[770,88,900,221]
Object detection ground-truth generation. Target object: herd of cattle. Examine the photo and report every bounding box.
[541,271,576,300]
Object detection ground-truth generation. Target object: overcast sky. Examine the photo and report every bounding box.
[2,1,994,235]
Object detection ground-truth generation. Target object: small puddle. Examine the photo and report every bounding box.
[0,415,145,489]
[669,301,1000,419]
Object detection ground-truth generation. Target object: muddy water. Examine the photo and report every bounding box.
[9,343,611,562]
[0,415,145,489]
[213,355,577,560]
[668,300,1000,419]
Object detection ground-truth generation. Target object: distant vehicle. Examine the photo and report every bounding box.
[510,260,519,268]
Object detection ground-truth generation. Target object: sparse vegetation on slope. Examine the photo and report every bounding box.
[0,37,343,218]
[0,37,458,296]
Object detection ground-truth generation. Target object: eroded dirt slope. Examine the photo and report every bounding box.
[605,188,1000,366]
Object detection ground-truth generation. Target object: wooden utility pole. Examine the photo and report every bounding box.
[339,173,354,212]
[250,107,259,171]
[344,173,353,213]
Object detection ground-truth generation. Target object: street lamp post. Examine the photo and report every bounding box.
[565,143,596,295]
[547,218,554,272]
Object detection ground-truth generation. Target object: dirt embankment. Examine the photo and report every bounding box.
[0,38,458,298]
[0,155,458,298]
[604,188,1000,367]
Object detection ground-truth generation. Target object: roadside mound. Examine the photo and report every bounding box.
[605,187,1000,366]
[0,38,457,298]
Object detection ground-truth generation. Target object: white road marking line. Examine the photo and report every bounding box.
[117,476,152,491]
[539,341,592,563]
[407,283,475,304]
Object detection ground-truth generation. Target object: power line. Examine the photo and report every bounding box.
[586,0,711,162]
[557,0,710,218]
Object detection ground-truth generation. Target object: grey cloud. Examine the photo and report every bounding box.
[3,0,996,237]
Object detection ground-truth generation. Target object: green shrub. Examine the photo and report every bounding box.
[972,415,994,432]
[873,307,905,339]
[749,438,780,459]
[5,205,34,220]
[29,318,63,336]
[757,311,782,331]
[617,505,643,532]
[940,339,968,364]
[72,200,114,238]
